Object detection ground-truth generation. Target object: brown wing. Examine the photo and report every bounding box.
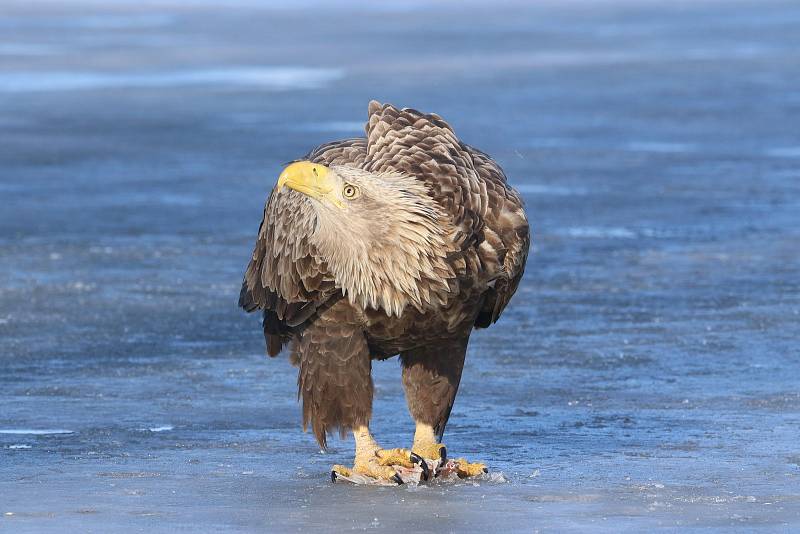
[363,101,529,326]
[466,144,530,326]
[238,138,367,356]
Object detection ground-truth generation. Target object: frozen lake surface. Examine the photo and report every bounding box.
[1,0,799,531]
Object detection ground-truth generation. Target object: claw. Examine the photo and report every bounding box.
[409,451,429,481]
[410,442,447,463]
[431,446,447,478]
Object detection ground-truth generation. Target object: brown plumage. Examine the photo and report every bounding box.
[239,101,529,454]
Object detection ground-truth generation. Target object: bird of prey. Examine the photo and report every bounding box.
[239,101,529,483]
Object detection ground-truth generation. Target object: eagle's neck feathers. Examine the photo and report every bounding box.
[264,169,458,317]
[311,171,457,316]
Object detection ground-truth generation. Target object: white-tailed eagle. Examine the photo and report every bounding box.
[239,101,529,483]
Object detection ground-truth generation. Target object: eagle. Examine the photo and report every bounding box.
[239,101,529,483]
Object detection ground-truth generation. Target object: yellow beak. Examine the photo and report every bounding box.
[276,161,342,208]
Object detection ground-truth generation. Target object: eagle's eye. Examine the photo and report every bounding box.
[342,183,359,199]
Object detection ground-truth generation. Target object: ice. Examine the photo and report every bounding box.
[0,430,74,435]
[560,227,638,239]
[145,425,173,432]
[292,121,366,133]
[0,67,344,93]
[1,0,799,532]
[514,184,591,196]
[624,142,697,154]
[765,147,800,158]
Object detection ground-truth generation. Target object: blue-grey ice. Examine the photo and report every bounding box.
[1,0,799,532]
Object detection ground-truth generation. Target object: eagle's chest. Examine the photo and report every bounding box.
[361,289,484,358]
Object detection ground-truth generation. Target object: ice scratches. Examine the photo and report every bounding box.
[17,386,87,398]
[744,392,800,409]
[633,482,666,491]
[515,183,590,196]
[0,429,73,435]
[0,67,344,93]
[562,227,637,239]
[583,415,636,429]
[524,493,603,503]
[97,472,162,478]
[405,471,507,489]
[675,495,762,505]
[625,142,697,154]
[548,352,655,371]
[142,425,174,432]
[510,409,540,417]
[658,441,701,452]
[631,482,790,513]
[292,121,365,133]
[0,14,176,31]
[766,147,800,158]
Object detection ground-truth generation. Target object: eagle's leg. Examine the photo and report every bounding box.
[295,300,404,483]
[393,338,488,477]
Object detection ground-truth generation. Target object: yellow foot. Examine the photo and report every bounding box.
[375,448,433,480]
[451,457,488,478]
[377,444,487,479]
[331,455,403,485]
[411,440,487,478]
[411,442,447,462]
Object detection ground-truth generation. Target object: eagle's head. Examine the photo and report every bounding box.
[270,161,457,316]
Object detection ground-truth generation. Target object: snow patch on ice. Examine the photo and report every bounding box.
[293,121,365,133]
[0,67,344,93]
[0,429,74,435]
[516,183,590,195]
[0,44,59,56]
[625,141,696,153]
[525,137,577,148]
[561,226,638,239]
[0,14,175,30]
[146,425,174,432]
[766,147,800,158]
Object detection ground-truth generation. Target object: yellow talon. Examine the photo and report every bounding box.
[332,456,402,483]
[375,448,415,468]
[331,464,353,477]
[453,458,487,478]
[411,442,447,461]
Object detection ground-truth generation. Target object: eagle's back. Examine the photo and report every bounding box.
[360,102,529,328]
